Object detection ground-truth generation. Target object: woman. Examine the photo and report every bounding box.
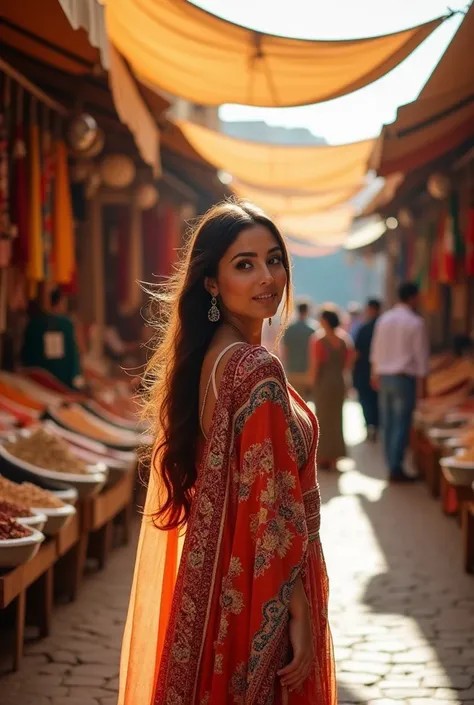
[119,202,336,705]
[309,307,352,470]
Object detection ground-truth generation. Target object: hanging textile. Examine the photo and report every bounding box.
[438,208,455,284]
[27,120,44,294]
[12,123,29,266]
[231,180,361,217]
[277,206,354,245]
[106,0,447,108]
[53,140,75,285]
[41,131,55,281]
[0,82,13,268]
[176,120,374,192]
[465,208,474,276]
[109,44,161,177]
[119,199,143,315]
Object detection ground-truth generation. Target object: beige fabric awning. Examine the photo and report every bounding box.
[277,207,354,244]
[285,238,341,258]
[371,5,474,177]
[232,180,361,216]
[105,0,446,108]
[108,44,161,176]
[177,120,375,191]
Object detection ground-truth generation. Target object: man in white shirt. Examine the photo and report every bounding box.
[370,282,429,482]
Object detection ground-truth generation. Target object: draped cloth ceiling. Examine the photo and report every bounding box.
[176,121,375,191]
[277,207,355,244]
[232,180,361,216]
[105,0,446,107]
[371,4,474,177]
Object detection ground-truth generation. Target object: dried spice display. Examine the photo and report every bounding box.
[0,512,32,540]
[4,428,88,474]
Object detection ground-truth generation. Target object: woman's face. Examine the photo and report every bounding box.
[208,224,287,323]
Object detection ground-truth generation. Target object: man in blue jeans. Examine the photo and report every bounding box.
[370,282,428,482]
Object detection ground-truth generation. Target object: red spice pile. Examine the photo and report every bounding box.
[0,512,32,539]
[0,500,32,519]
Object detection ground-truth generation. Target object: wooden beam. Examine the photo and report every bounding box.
[0,58,69,116]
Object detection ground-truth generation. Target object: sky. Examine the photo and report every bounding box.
[192,0,467,144]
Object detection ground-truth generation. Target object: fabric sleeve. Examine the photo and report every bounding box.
[213,353,308,696]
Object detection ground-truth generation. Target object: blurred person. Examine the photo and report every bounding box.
[21,288,83,389]
[353,298,381,442]
[309,305,353,470]
[347,301,363,341]
[282,300,316,400]
[118,201,336,705]
[370,282,428,483]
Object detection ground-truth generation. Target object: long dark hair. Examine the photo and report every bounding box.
[143,200,292,529]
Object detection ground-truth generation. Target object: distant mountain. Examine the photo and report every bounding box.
[221,120,326,146]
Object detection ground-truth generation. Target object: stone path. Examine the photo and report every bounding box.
[1,402,473,704]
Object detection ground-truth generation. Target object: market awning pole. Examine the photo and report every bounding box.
[0,59,69,117]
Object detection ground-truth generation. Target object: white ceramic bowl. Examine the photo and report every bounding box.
[0,526,45,567]
[29,503,76,536]
[16,510,47,533]
[0,445,107,499]
[51,487,78,506]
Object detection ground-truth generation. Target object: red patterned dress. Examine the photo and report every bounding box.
[119,344,337,705]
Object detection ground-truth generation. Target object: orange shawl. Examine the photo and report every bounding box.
[119,345,336,704]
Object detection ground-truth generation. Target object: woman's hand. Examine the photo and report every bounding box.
[278,579,314,693]
[278,609,314,693]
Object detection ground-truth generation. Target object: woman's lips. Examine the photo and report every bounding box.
[252,293,276,301]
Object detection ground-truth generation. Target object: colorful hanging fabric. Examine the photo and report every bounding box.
[438,207,455,284]
[53,140,75,285]
[12,124,29,265]
[449,191,463,258]
[41,131,55,281]
[465,208,474,276]
[27,122,44,293]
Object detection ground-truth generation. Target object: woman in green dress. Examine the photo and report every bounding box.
[309,306,353,470]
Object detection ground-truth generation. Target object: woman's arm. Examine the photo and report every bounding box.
[278,577,313,692]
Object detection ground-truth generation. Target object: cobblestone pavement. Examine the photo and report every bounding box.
[1,403,473,704]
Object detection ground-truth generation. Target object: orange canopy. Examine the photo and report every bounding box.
[105,0,446,108]
[277,207,355,245]
[176,120,375,192]
[371,5,474,177]
[232,181,361,216]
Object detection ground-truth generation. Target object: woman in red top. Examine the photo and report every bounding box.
[118,202,336,705]
[309,306,353,470]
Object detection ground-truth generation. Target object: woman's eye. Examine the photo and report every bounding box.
[268,256,282,265]
[236,260,252,270]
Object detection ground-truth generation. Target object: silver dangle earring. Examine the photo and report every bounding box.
[268,317,272,327]
[208,295,220,323]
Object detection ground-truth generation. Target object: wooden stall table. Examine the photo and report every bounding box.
[82,470,135,572]
[54,509,84,602]
[0,540,56,671]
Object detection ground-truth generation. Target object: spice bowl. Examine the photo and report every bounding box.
[16,510,47,534]
[0,445,107,499]
[0,526,45,568]
[29,503,76,536]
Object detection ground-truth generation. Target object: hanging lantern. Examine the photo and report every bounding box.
[135,183,159,210]
[81,128,105,158]
[398,207,414,228]
[67,113,99,153]
[71,159,94,183]
[100,154,136,189]
[427,173,450,200]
